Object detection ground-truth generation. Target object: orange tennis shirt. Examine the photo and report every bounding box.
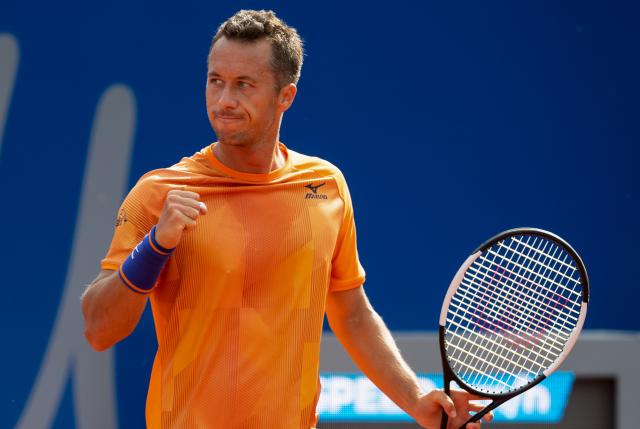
[101,143,366,429]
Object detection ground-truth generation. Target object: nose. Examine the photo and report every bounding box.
[216,84,238,110]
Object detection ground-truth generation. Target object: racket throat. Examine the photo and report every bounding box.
[458,397,508,428]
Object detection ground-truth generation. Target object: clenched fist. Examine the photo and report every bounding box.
[154,190,207,249]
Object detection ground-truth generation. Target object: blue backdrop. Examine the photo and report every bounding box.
[1,1,638,428]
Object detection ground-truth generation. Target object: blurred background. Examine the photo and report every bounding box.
[1,0,638,428]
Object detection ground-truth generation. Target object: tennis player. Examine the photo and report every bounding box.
[81,9,492,429]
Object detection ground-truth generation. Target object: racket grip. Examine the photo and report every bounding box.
[440,379,450,429]
[440,409,449,429]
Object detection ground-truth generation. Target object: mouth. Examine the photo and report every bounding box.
[217,117,239,122]
[215,113,243,122]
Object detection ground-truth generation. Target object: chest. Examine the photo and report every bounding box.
[176,179,343,273]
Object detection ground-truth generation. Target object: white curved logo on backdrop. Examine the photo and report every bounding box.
[0,34,19,152]
[1,33,136,429]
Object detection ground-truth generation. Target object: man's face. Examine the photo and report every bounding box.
[206,37,291,146]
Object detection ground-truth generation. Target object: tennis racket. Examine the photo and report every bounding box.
[438,228,589,429]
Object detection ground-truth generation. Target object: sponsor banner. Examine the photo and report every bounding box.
[318,372,574,423]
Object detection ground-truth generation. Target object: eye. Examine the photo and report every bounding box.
[209,78,223,86]
[237,81,251,89]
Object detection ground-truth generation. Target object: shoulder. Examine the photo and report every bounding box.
[127,145,216,203]
[287,148,353,205]
[136,145,219,186]
[288,148,348,183]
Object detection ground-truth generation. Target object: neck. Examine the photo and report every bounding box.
[214,134,285,174]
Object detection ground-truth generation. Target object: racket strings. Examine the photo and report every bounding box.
[446,322,554,370]
[484,247,581,302]
[460,236,576,366]
[469,250,579,336]
[449,289,564,357]
[510,237,577,271]
[445,235,584,394]
[461,239,574,350]
[465,263,580,324]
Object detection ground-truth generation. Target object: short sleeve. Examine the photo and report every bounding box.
[100,175,164,270]
[329,171,366,291]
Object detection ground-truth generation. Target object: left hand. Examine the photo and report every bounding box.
[411,389,494,429]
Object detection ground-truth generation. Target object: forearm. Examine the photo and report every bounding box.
[328,305,423,416]
[81,270,148,351]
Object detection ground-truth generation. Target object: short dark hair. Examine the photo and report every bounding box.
[210,10,304,89]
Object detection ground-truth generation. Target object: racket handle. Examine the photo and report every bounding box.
[440,375,451,429]
[440,409,449,429]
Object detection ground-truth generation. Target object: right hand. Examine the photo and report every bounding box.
[154,190,207,249]
[411,389,493,429]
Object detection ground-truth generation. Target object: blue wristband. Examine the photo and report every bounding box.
[118,226,175,294]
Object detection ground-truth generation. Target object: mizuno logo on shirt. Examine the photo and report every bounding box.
[304,182,328,199]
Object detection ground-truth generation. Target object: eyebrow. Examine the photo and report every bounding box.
[207,71,258,82]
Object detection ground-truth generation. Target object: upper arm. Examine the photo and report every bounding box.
[101,175,164,271]
[329,170,366,292]
[326,285,372,328]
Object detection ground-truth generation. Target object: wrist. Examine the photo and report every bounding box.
[118,225,175,294]
[149,225,176,255]
[153,224,178,250]
[406,389,427,418]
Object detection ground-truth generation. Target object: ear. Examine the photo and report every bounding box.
[277,83,297,113]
